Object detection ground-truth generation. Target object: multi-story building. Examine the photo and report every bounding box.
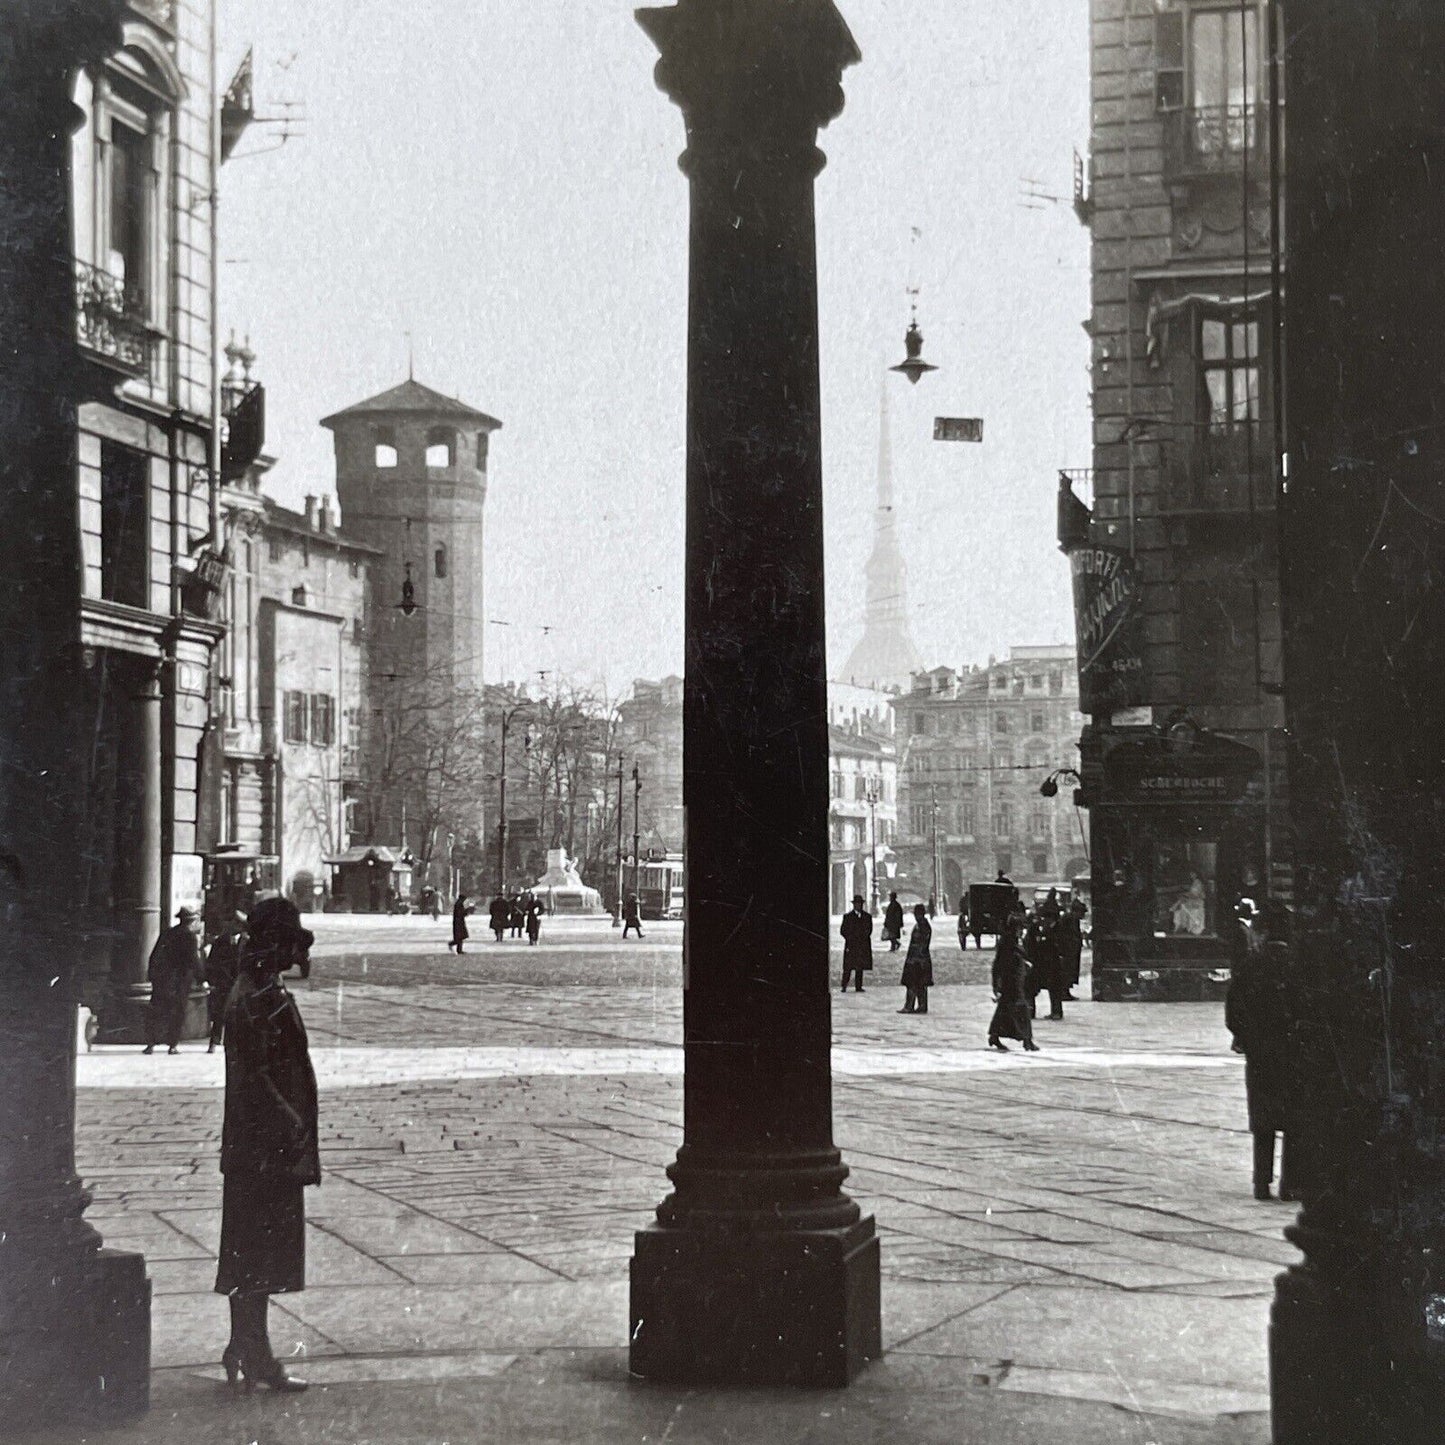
[213,472,372,909]
[618,676,686,856]
[891,648,1090,909]
[1061,0,1286,999]
[68,2,245,1039]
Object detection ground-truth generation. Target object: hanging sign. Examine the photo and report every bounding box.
[1071,543,1148,713]
[934,417,984,443]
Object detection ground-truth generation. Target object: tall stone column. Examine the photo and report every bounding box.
[629,0,880,1387]
[1270,4,1445,1441]
[0,3,150,1423]
[97,658,164,1044]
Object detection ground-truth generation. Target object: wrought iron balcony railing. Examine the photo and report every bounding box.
[74,260,153,378]
[1162,103,1269,183]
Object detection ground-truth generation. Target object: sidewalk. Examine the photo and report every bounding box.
[48,949,1284,1444]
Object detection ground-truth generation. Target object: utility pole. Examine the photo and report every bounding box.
[613,751,624,926]
[495,700,530,896]
[930,782,940,914]
[632,761,643,902]
[861,774,872,907]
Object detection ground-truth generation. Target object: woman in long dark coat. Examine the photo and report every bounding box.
[899,904,933,1014]
[449,894,471,954]
[989,913,1039,1051]
[216,896,317,1392]
[882,892,905,952]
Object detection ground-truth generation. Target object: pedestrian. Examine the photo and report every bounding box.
[450,894,472,954]
[1025,906,1065,1020]
[839,894,873,993]
[488,894,508,943]
[898,903,933,1014]
[622,892,645,939]
[143,906,204,1054]
[509,893,525,939]
[1060,899,1085,1001]
[1226,899,1298,1201]
[204,911,247,1055]
[988,911,1039,1052]
[215,896,316,1394]
[956,895,971,950]
[422,886,439,922]
[525,896,542,945]
[882,891,904,952]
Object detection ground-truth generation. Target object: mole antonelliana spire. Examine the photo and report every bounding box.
[841,380,924,690]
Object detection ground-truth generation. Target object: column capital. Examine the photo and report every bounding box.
[636,0,860,176]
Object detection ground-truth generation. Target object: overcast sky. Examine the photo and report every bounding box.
[218,0,1090,695]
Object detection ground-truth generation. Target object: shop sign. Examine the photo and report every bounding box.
[1103,726,1261,806]
[1071,544,1147,713]
[169,853,204,920]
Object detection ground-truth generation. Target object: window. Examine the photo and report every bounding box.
[1030,712,1044,733]
[994,713,1009,734]
[349,558,361,578]
[268,537,283,563]
[910,805,931,836]
[283,690,308,744]
[374,427,398,469]
[1192,7,1258,115]
[960,804,976,838]
[1200,317,1260,433]
[995,804,1014,840]
[1029,674,1044,690]
[99,442,149,608]
[291,585,307,607]
[108,120,150,306]
[425,427,455,468]
[434,544,447,580]
[912,712,927,735]
[1029,809,1049,841]
[1050,671,1064,694]
[1033,852,1050,876]
[476,432,489,468]
[310,694,335,747]
[993,752,1012,771]
[351,615,364,644]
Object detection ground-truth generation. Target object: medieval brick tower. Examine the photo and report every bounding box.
[322,379,502,851]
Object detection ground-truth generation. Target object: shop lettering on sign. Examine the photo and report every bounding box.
[1070,544,1148,713]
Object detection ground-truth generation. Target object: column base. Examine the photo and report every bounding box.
[0,1246,150,1425]
[1271,1266,1441,1445]
[629,1215,881,1387]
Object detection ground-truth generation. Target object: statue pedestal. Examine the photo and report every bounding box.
[532,849,604,915]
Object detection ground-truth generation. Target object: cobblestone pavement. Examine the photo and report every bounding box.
[59,916,1285,1443]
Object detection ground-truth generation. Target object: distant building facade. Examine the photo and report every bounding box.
[215,465,374,910]
[617,676,685,857]
[891,648,1089,908]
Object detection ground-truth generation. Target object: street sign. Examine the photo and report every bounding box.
[934,416,983,443]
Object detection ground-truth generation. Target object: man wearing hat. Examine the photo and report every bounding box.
[839,893,874,993]
[144,905,204,1054]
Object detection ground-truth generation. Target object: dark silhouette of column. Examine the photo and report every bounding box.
[1271,4,1445,1440]
[630,0,879,1387]
[97,658,164,1043]
[0,1,150,1424]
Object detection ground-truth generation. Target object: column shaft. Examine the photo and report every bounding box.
[629,0,879,1387]
[0,1,150,1424]
[1272,4,1445,1440]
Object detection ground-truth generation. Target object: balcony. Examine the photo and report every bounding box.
[1057,468,1093,550]
[74,261,153,378]
[1162,104,1269,186]
[1163,421,1275,514]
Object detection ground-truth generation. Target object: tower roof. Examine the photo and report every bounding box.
[320,378,502,431]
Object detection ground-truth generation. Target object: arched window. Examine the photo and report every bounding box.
[71,27,186,374]
[374,426,398,469]
[434,544,447,580]
[425,427,455,468]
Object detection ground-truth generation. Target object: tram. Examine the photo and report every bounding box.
[636,854,685,920]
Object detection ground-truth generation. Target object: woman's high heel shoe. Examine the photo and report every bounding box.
[222,1345,308,1393]
[222,1345,252,1394]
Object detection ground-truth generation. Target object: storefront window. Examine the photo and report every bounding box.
[1152,839,1217,937]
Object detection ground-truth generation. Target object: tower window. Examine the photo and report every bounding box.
[476,433,489,468]
[425,427,455,468]
[374,427,398,469]
[434,544,447,580]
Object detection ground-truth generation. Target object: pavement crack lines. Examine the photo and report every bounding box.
[319,1164,575,1283]
[888,1285,1020,1351]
